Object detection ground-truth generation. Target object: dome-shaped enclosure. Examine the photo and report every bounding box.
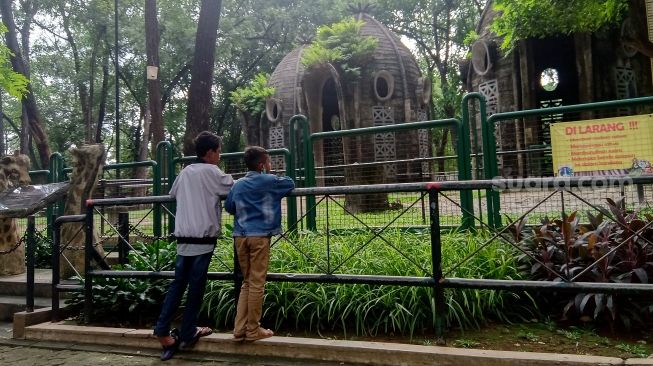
[465,0,653,179]
[263,12,432,212]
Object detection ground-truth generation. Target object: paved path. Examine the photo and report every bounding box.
[0,322,362,366]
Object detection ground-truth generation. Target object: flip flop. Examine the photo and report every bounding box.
[180,326,213,350]
[245,327,274,342]
[232,332,246,342]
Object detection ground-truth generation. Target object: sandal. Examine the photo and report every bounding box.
[159,337,179,361]
[179,326,213,350]
[245,327,274,342]
[233,331,246,342]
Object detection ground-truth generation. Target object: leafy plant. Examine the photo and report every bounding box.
[453,338,480,348]
[491,0,628,51]
[0,23,29,99]
[33,231,53,269]
[203,230,535,337]
[229,73,275,116]
[66,240,176,326]
[556,328,582,341]
[301,17,378,80]
[615,342,649,358]
[517,331,539,342]
[512,198,653,329]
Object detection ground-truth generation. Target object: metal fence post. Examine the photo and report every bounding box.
[84,201,94,324]
[26,215,35,313]
[284,149,298,232]
[157,141,175,234]
[428,185,445,343]
[52,218,61,322]
[118,212,129,265]
[152,161,161,238]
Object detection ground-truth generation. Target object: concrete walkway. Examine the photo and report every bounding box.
[18,321,653,366]
[5,320,653,365]
[0,321,363,365]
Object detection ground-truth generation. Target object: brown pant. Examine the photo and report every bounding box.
[233,236,270,337]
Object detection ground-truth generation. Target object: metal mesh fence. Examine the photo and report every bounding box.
[497,183,653,226]
[308,125,463,228]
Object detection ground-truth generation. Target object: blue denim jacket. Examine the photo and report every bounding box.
[225,171,295,237]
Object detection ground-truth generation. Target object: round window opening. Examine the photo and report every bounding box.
[376,78,389,98]
[540,68,559,91]
[374,71,394,101]
[266,98,282,122]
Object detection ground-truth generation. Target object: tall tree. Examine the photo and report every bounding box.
[182,0,222,155]
[0,0,50,168]
[145,0,163,153]
[372,0,481,172]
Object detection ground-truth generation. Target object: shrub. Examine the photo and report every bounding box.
[66,240,176,326]
[512,198,653,329]
[301,17,378,80]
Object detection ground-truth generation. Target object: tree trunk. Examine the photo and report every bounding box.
[0,0,50,168]
[133,108,151,197]
[58,3,90,144]
[239,110,260,146]
[86,28,105,143]
[182,0,222,156]
[145,0,164,155]
[95,47,110,143]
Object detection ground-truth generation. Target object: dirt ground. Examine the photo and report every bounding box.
[75,314,653,360]
[277,320,653,359]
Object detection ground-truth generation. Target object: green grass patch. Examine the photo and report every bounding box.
[204,229,536,337]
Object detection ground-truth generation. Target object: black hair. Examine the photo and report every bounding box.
[243,146,268,171]
[194,131,222,158]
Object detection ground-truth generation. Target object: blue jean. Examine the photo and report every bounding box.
[154,252,212,342]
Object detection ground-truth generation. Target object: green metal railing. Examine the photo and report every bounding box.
[484,95,653,228]
[302,118,473,230]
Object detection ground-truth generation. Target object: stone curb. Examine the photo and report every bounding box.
[19,322,642,366]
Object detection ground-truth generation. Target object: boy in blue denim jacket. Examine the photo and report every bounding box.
[225,146,294,342]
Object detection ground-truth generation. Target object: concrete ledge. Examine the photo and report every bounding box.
[626,359,653,365]
[21,322,629,366]
[12,307,53,339]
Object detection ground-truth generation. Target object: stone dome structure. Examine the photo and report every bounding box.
[261,12,432,212]
[464,0,652,178]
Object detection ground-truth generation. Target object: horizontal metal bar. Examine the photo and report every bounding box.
[497,147,551,156]
[444,278,653,294]
[311,119,458,141]
[89,270,653,294]
[488,96,653,125]
[104,160,157,170]
[174,148,290,165]
[54,215,86,226]
[314,155,458,171]
[87,175,653,206]
[89,195,174,206]
[56,284,83,292]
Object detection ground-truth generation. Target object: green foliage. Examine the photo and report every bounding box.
[301,18,378,79]
[229,73,275,116]
[491,0,629,51]
[66,240,176,326]
[0,23,29,99]
[203,230,535,336]
[34,232,52,269]
[615,342,650,358]
[512,198,653,329]
[463,30,479,47]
